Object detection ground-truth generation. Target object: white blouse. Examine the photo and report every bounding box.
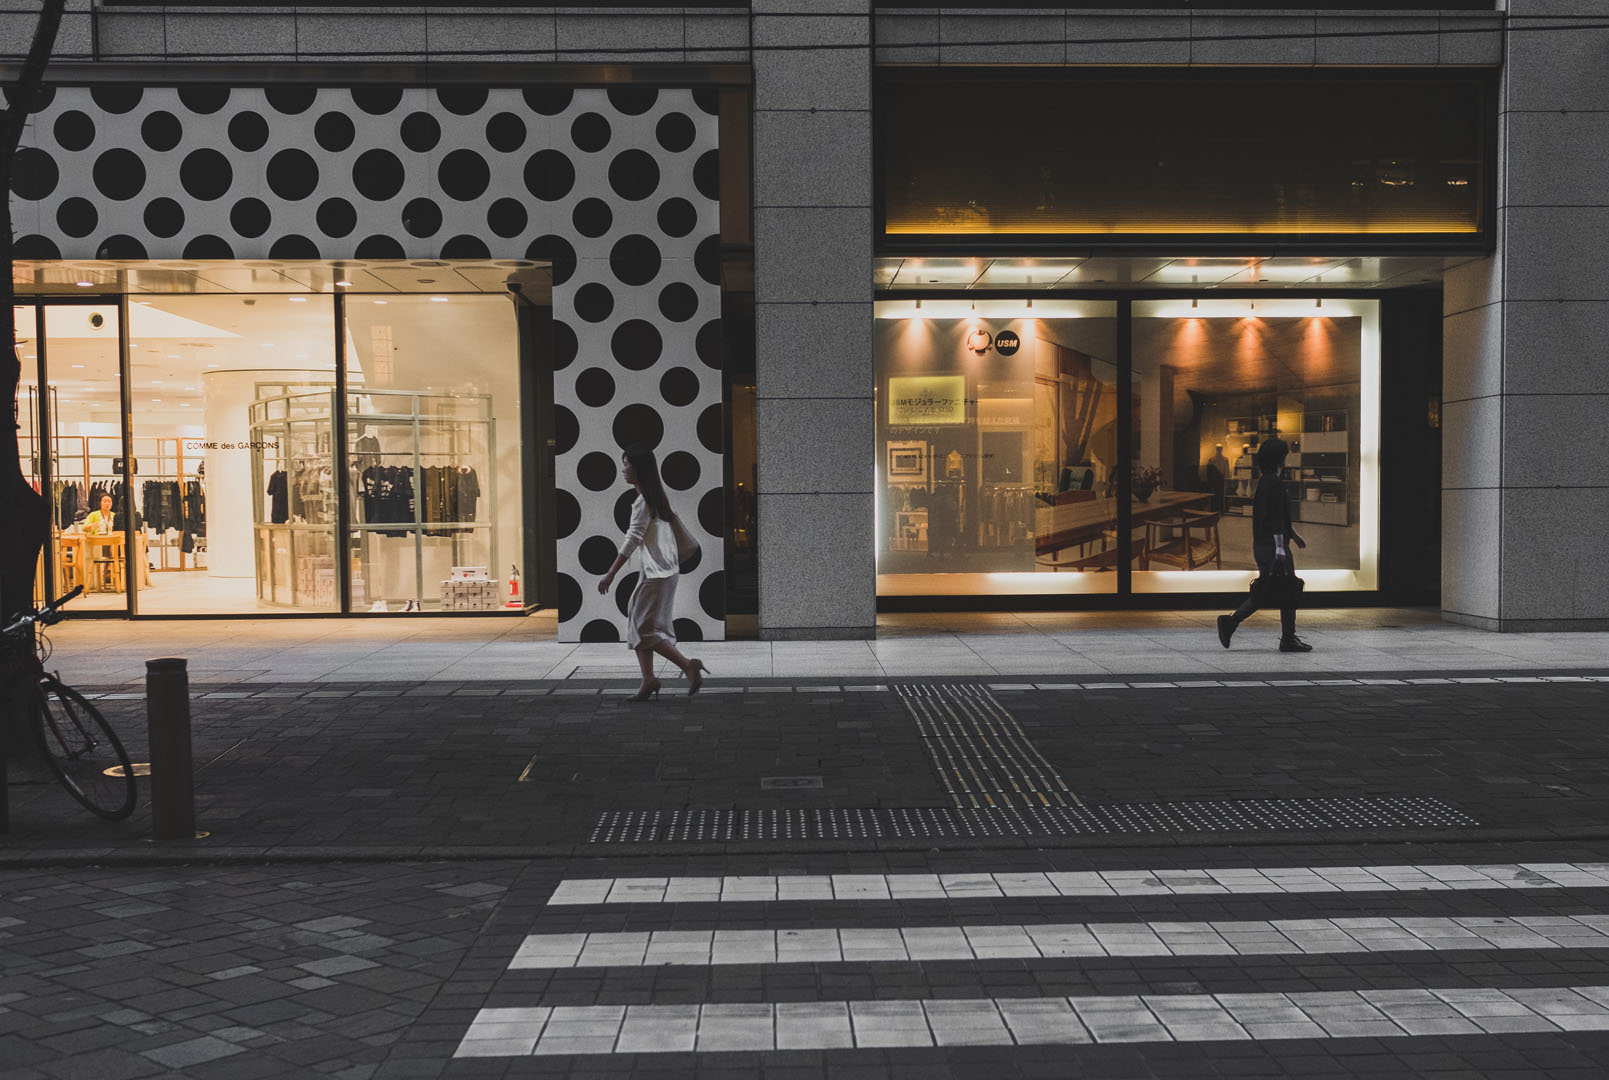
[620,494,681,580]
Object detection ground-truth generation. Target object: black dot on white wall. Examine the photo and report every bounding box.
[401,112,440,152]
[611,321,662,370]
[140,111,181,151]
[54,110,94,151]
[18,85,724,643]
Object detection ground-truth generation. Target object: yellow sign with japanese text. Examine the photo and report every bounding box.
[888,375,966,425]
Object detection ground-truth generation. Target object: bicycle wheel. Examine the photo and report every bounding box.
[33,677,137,821]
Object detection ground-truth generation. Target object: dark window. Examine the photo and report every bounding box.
[879,72,1492,251]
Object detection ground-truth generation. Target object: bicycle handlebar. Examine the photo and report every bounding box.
[1,584,84,636]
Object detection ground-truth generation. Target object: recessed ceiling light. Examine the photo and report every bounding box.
[335,280,353,287]
[71,364,85,369]
[207,363,220,368]
[152,379,162,384]
[23,354,35,359]
[152,398,162,402]
[180,403,191,408]
[288,296,308,302]
[430,296,448,302]
[75,281,93,287]
[373,300,387,305]
[167,353,180,359]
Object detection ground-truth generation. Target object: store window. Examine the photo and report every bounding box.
[874,300,1119,594]
[25,304,129,613]
[1131,298,1378,593]
[342,294,523,612]
[110,294,340,614]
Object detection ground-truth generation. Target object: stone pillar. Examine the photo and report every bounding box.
[751,0,875,639]
[1442,5,1609,630]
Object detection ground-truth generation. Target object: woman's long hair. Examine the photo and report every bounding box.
[624,444,674,520]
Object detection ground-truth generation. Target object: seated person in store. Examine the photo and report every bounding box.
[79,494,153,585]
[81,493,119,534]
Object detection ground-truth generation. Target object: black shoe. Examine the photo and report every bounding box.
[1217,615,1235,649]
[1278,635,1313,653]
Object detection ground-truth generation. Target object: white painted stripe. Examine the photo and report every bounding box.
[544,863,1609,906]
[509,914,1609,969]
[454,984,1609,1056]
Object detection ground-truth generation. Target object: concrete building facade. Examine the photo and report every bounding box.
[5,2,1603,635]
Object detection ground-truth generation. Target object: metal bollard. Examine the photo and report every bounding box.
[146,657,196,842]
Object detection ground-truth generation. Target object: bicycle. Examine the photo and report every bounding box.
[1,585,137,820]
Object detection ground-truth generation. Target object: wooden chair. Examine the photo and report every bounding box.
[87,535,125,593]
[1038,536,1149,572]
[58,539,82,593]
[1145,509,1222,571]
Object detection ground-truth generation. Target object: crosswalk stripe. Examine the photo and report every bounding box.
[453,985,1609,1057]
[507,914,1609,969]
[544,863,1609,905]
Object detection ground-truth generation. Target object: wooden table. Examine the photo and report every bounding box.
[1035,491,1213,560]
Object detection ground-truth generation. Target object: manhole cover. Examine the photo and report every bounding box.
[760,776,824,790]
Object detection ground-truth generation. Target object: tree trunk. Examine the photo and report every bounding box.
[4,2,68,759]
[3,1,66,626]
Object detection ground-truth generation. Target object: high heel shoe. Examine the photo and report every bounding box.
[684,660,709,696]
[628,678,661,702]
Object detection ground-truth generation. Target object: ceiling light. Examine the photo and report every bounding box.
[152,398,162,402]
[71,364,85,369]
[167,353,180,359]
[207,363,219,368]
[180,403,191,408]
[75,281,92,287]
[373,300,387,305]
[430,296,448,302]
[288,296,308,302]
[335,280,353,287]
[152,379,162,384]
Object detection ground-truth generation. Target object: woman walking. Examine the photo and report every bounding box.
[597,444,709,700]
[1217,437,1313,653]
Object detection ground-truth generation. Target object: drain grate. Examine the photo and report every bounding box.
[588,796,1478,844]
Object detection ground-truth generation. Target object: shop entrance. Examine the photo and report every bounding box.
[16,261,553,617]
[17,299,131,614]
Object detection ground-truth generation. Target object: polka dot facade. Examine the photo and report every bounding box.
[12,85,724,642]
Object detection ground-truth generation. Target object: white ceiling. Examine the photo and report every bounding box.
[13,258,552,297]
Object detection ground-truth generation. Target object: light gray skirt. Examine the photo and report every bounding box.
[626,574,677,650]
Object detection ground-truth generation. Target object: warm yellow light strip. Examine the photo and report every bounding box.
[886,220,1479,235]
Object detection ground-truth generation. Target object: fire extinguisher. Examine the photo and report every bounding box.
[506,564,522,609]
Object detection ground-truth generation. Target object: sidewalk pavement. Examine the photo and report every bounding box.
[44,607,1609,685]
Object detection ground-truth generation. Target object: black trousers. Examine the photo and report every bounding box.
[1230,542,1296,638]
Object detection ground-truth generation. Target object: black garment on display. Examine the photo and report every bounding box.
[360,465,416,537]
[56,482,80,530]
[454,466,480,522]
[267,470,289,524]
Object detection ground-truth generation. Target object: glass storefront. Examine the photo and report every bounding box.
[18,281,530,616]
[874,296,1380,597]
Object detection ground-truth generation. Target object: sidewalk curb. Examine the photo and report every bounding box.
[10,825,1609,869]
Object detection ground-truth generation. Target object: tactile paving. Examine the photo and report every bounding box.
[587,796,1478,844]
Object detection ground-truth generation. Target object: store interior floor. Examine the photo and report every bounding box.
[43,606,1609,686]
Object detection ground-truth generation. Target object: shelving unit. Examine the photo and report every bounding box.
[1224,409,1349,526]
[246,385,498,611]
[248,386,339,610]
[348,389,498,611]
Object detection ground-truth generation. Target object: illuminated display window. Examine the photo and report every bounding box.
[873,298,1380,597]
